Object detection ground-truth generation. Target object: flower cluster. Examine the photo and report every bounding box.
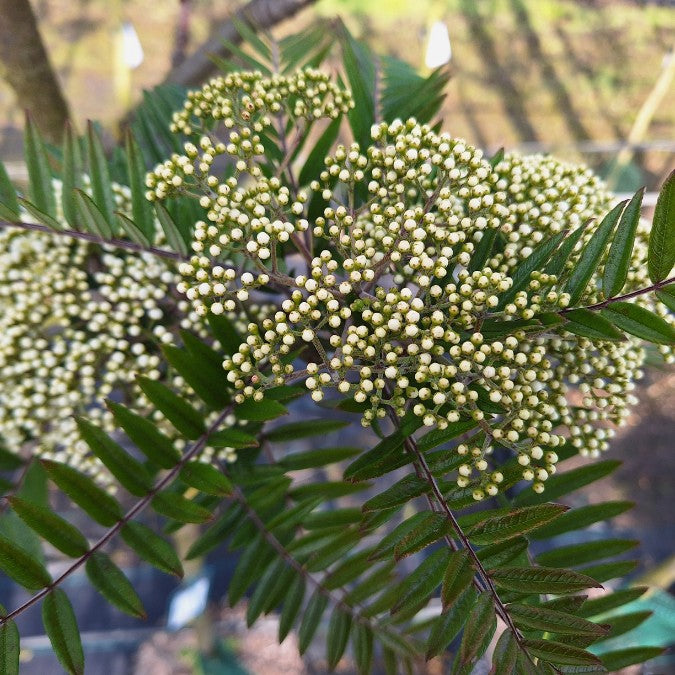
[161,66,672,499]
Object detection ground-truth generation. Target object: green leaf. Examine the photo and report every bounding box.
[426,587,477,660]
[352,623,374,675]
[42,460,123,526]
[477,536,529,569]
[536,538,637,568]
[60,123,82,226]
[85,552,146,618]
[566,201,625,305]
[468,504,568,545]
[155,203,188,256]
[73,188,112,237]
[656,283,675,312]
[327,608,352,670]
[298,590,328,654]
[17,198,62,230]
[458,592,497,666]
[0,161,19,219]
[152,491,213,523]
[207,313,241,354]
[138,376,205,439]
[579,560,637,584]
[544,224,588,276]
[179,462,232,496]
[234,397,287,422]
[490,567,602,595]
[265,419,349,442]
[469,228,498,272]
[499,231,567,308]
[279,573,305,642]
[208,427,258,449]
[76,418,152,496]
[24,113,55,216]
[491,630,519,674]
[0,603,20,675]
[8,497,89,558]
[114,212,150,245]
[508,603,608,636]
[299,117,342,186]
[107,401,181,469]
[0,533,51,589]
[602,610,652,640]
[523,640,602,666]
[394,512,452,560]
[392,548,448,615]
[577,586,648,618]
[280,446,359,470]
[86,122,114,223]
[603,189,643,297]
[42,590,84,675]
[647,169,675,283]
[441,550,474,611]
[601,302,675,345]
[121,522,183,577]
[563,308,625,341]
[185,504,243,559]
[363,474,429,512]
[516,461,621,506]
[338,23,375,149]
[600,646,664,671]
[125,131,154,239]
[530,501,634,539]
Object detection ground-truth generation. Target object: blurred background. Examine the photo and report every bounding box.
[0,1,673,673]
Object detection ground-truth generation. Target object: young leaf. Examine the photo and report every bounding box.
[8,497,89,558]
[42,590,85,675]
[565,201,625,305]
[121,522,183,577]
[279,573,305,643]
[137,376,205,439]
[298,117,342,186]
[522,640,602,667]
[603,189,643,298]
[391,548,448,615]
[17,197,62,230]
[155,203,188,256]
[114,212,149,245]
[0,533,51,589]
[85,552,146,618]
[73,188,112,237]
[601,302,675,345]
[0,161,19,219]
[86,122,115,223]
[458,592,497,666]
[24,112,55,216]
[298,590,328,654]
[179,461,233,496]
[42,460,123,526]
[647,169,674,283]
[468,503,568,545]
[125,131,154,239]
[490,567,602,595]
[563,309,625,341]
[0,603,20,675]
[441,550,474,611]
[327,608,352,670]
[107,401,181,469]
[544,224,588,276]
[507,603,608,636]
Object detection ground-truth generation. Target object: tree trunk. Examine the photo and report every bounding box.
[0,0,70,143]
[166,0,318,87]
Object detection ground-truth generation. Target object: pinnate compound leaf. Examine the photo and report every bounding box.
[42,460,123,526]
[363,474,429,512]
[298,590,328,655]
[86,122,115,223]
[468,503,568,545]
[234,397,287,422]
[601,301,675,345]
[647,169,675,283]
[492,630,519,674]
[522,639,602,667]
[85,552,146,618]
[600,646,664,671]
[566,201,625,305]
[152,491,213,524]
[490,567,602,594]
[265,419,349,442]
[563,309,625,341]
[578,586,648,618]
[391,548,448,615]
[529,501,634,539]
[179,461,232,496]
[603,188,643,298]
[394,512,452,560]
[352,623,374,675]
[279,573,305,643]
[535,538,637,568]
[42,590,84,675]
[656,284,675,312]
[0,533,51,589]
[0,603,20,675]
[0,161,19,219]
[8,496,89,558]
[121,522,183,577]
[24,113,55,216]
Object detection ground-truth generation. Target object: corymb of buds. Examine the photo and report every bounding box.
[156,68,672,500]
